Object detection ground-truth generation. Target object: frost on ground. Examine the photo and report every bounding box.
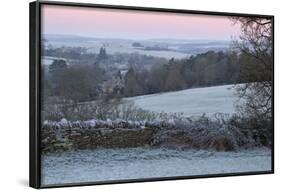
[127,84,239,117]
[41,147,271,186]
[40,84,271,185]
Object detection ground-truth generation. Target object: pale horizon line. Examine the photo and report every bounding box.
[43,33,233,42]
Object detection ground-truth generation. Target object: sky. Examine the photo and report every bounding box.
[41,4,241,41]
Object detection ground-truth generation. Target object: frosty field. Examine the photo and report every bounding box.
[41,147,271,185]
[41,84,270,186]
[127,84,240,117]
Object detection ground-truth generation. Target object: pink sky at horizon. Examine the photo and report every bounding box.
[42,5,242,41]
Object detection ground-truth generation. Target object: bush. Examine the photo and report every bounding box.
[42,99,159,122]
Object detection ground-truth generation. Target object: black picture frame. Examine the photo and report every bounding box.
[30,1,274,188]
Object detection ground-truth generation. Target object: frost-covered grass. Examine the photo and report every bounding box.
[126,84,239,117]
[41,147,271,185]
[43,84,241,121]
[40,83,272,185]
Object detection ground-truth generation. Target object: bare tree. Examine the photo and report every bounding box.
[231,17,273,124]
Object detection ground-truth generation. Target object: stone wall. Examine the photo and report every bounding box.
[41,120,158,152]
[41,119,272,153]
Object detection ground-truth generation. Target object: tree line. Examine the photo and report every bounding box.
[43,49,258,103]
[124,51,243,97]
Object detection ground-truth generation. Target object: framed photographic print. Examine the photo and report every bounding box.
[29,1,274,188]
